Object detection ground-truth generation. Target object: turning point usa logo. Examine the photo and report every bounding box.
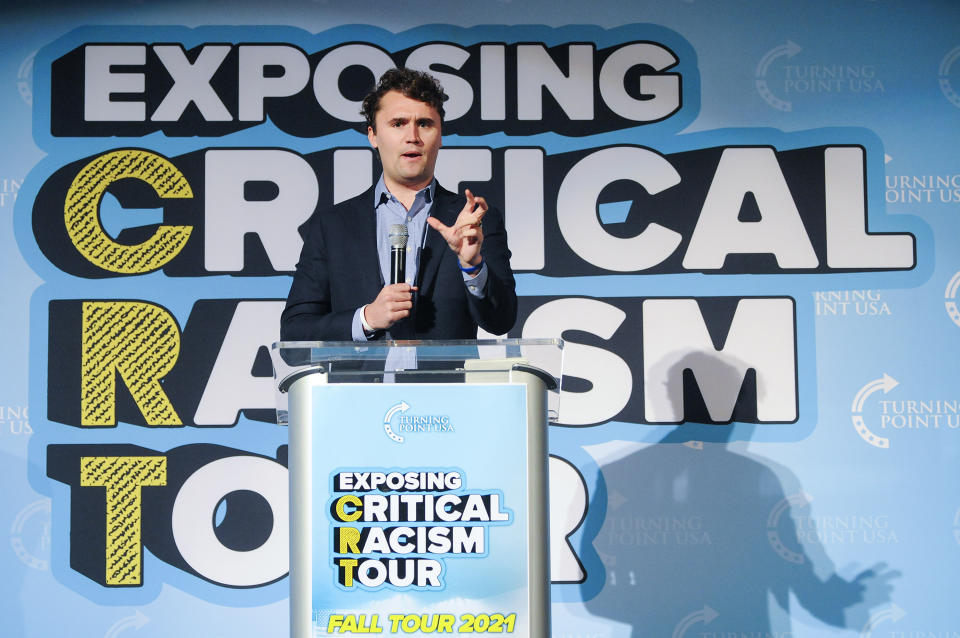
[16,23,923,600]
[383,401,454,444]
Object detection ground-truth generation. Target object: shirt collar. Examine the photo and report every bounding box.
[374,175,435,214]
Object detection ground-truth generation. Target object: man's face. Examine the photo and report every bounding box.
[367,90,442,193]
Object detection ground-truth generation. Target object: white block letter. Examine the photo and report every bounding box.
[643,298,797,422]
[152,45,232,121]
[84,45,145,121]
[313,44,394,122]
[194,301,284,425]
[504,148,545,271]
[825,146,914,268]
[557,147,682,271]
[518,44,594,120]
[684,147,818,269]
[549,455,587,582]
[406,44,473,121]
[599,43,680,122]
[523,298,632,426]
[172,456,288,586]
[238,45,309,121]
[204,149,318,272]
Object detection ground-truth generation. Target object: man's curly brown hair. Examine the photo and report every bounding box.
[361,67,448,131]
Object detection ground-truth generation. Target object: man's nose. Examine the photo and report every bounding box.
[406,123,422,143]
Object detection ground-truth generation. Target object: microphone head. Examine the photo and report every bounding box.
[389,223,409,249]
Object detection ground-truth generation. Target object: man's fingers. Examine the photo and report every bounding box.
[472,196,488,214]
[453,210,485,231]
[386,292,413,305]
[367,284,418,329]
[386,293,414,305]
[459,191,487,216]
[426,216,449,233]
[431,191,489,260]
[379,284,415,303]
[383,307,409,323]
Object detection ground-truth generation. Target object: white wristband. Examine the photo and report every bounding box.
[360,305,375,333]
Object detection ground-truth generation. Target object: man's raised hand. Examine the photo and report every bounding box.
[426,188,487,269]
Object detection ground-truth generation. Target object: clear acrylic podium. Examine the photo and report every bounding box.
[272,339,564,638]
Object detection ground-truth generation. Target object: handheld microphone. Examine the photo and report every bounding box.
[389,223,408,285]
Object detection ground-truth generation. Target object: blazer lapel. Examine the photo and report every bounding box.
[417,186,459,293]
[348,187,384,294]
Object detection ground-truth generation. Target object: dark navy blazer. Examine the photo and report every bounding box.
[280,185,517,341]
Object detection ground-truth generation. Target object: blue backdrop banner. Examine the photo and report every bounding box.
[1,2,958,637]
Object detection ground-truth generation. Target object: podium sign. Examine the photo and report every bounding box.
[275,340,562,638]
[311,382,528,634]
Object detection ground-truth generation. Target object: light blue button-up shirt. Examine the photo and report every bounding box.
[351,177,488,341]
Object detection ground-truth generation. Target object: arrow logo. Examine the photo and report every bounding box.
[938,46,960,109]
[766,492,812,564]
[104,611,149,638]
[755,41,802,112]
[859,603,906,637]
[9,498,50,570]
[851,375,898,449]
[756,41,803,77]
[383,401,410,443]
[944,271,960,328]
[17,50,36,106]
[671,605,719,638]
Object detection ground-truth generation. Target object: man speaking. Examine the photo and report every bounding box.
[281,67,517,341]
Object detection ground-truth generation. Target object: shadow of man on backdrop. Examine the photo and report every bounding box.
[581,352,896,636]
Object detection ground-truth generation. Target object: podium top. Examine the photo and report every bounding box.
[274,337,560,361]
[271,338,565,423]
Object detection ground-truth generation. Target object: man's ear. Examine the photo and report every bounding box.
[367,125,377,148]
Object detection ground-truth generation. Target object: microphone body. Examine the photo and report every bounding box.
[389,224,408,285]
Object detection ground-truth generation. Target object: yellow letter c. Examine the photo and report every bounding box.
[65,149,193,273]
